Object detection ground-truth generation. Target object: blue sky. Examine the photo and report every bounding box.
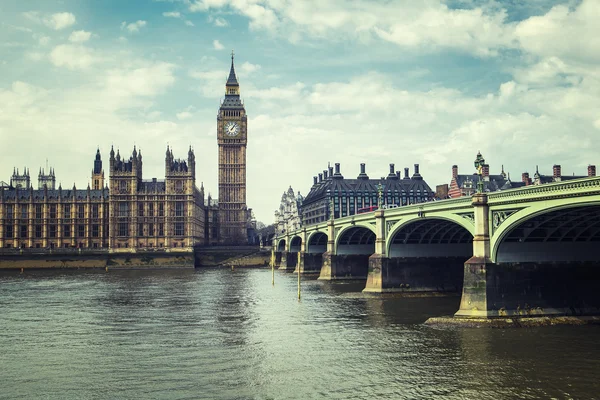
[1,0,599,223]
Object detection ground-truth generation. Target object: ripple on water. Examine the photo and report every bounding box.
[0,268,599,399]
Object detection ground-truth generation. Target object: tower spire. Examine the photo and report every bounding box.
[226,49,239,88]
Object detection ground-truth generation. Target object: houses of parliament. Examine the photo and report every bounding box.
[0,54,252,251]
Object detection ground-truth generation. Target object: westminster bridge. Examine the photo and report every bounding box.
[272,176,600,318]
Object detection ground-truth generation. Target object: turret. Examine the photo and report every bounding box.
[188,146,196,180]
[92,148,104,190]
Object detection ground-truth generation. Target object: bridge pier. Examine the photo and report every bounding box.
[364,255,464,293]
[274,251,282,268]
[318,252,370,280]
[278,251,298,271]
[295,251,323,274]
[456,260,600,317]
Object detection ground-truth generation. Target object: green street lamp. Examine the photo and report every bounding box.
[377,183,383,208]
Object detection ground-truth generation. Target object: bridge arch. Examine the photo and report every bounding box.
[492,202,600,263]
[306,231,328,254]
[335,224,376,255]
[386,215,474,257]
[277,239,286,252]
[289,236,302,253]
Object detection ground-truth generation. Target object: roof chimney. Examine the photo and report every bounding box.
[329,165,333,177]
[522,172,530,186]
[313,176,318,185]
[387,163,398,179]
[404,167,409,179]
[357,163,369,179]
[588,165,596,177]
[553,164,561,181]
[482,164,490,181]
[333,163,344,179]
[452,165,458,179]
[318,173,323,183]
[323,170,328,179]
[412,164,422,180]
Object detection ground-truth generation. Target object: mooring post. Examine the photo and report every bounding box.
[297,251,301,300]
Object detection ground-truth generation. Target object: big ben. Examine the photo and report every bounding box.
[217,51,248,244]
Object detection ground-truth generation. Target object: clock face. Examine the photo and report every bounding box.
[224,121,240,136]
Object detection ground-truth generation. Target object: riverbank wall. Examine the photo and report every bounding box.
[0,250,195,269]
[194,246,270,267]
[0,246,271,270]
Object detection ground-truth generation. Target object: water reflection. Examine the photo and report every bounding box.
[0,268,598,399]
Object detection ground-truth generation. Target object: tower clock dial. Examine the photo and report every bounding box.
[224,121,240,136]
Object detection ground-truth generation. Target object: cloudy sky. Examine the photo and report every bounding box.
[1,0,599,223]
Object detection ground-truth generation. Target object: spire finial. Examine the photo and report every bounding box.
[226,51,239,87]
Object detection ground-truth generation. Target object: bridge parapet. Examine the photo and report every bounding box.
[488,176,600,204]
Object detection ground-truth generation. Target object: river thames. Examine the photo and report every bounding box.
[1,268,598,399]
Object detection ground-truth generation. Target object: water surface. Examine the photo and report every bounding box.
[1,268,598,399]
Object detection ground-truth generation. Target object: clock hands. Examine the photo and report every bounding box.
[225,122,238,135]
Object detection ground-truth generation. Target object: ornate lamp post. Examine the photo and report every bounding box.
[377,183,383,208]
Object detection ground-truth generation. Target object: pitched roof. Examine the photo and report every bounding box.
[303,175,434,205]
[454,174,526,192]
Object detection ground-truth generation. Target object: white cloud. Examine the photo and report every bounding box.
[185,20,195,26]
[38,36,50,46]
[209,16,229,27]
[26,52,44,61]
[68,30,92,43]
[515,1,600,63]
[176,106,196,120]
[122,20,147,33]
[49,44,98,70]
[239,61,260,74]
[43,12,77,30]
[163,11,181,18]
[213,39,224,50]
[176,111,193,120]
[190,1,513,57]
[105,62,176,99]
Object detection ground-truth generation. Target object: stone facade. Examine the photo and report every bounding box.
[108,145,206,252]
[0,166,109,250]
[217,52,248,244]
[274,186,303,235]
[301,162,435,226]
[0,145,212,252]
[0,55,255,251]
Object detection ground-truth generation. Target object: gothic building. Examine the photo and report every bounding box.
[217,52,249,244]
[108,145,206,251]
[274,186,303,234]
[301,162,434,226]
[0,54,257,250]
[0,161,109,249]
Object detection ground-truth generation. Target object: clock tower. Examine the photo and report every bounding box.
[217,51,248,244]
